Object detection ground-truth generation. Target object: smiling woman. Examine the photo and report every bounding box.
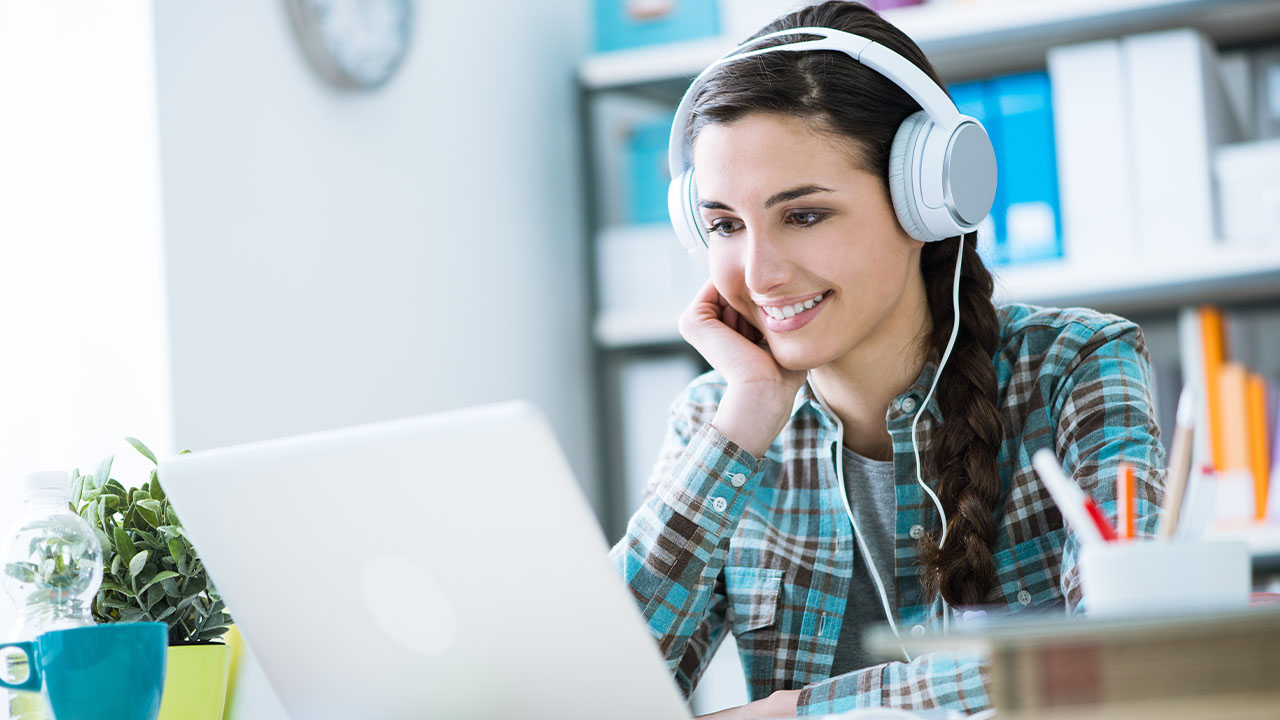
[609,2,1165,718]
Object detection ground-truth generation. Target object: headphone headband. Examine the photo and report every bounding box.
[668,27,962,183]
[666,25,997,250]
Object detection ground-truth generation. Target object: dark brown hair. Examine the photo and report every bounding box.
[688,1,1004,606]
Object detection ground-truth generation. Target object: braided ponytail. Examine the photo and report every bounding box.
[916,233,1004,605]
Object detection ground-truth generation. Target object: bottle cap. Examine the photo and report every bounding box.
[24,470,71,495]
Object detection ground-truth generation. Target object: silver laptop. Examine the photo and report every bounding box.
[159,401,692,720]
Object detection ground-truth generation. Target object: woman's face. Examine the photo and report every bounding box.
[691,112,926,372]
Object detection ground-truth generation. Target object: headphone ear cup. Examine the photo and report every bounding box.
[887,110,935,243]
[668,168,705,252]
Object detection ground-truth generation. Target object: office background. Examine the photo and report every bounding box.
[3,0,1280,717]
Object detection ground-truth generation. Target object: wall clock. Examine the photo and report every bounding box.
[285,0,414,90]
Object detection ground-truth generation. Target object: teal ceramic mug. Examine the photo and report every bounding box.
[0,622,167,720]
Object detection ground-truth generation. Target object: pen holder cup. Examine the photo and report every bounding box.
[1079,539,1251,618]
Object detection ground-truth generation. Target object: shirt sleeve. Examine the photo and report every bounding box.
[796,650,990,714]
[608,389,777,697]
[1049,320,1166,614]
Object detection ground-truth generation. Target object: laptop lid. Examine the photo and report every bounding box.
[159,401,691,720]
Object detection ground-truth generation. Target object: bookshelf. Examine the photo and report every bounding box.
[580,0,1280,89]
[579,0,1280,538]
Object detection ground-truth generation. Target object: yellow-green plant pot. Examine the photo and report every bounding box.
[157,643,231,720]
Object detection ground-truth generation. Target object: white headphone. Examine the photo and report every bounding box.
[666,26,997,250]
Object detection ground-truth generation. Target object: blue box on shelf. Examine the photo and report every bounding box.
[627,113,676,225]
[987,71,1062,266]
[594,0,720,53]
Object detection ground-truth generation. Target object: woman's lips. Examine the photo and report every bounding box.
[758,292,829,333]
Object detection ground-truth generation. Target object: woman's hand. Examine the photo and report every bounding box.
[678,279,807,457]
[693,689,802,719]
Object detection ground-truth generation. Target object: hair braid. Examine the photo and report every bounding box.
[917,233,1004,606]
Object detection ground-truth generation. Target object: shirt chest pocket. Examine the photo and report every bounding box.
[724,566,784,634]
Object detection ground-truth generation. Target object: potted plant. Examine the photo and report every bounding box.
[70,438,234,720]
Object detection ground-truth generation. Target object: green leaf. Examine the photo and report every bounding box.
[113,527,135,565]
[138,571,181,597]
[134,528,163,550]
[145,583,166,610]
[95,457,114,489]
[110,554,124,579]
[118,607,146,623]
[125,437,157,465]
[150,476,165,501]
[81,497,101,525]
[100,580,135,598]
[104,479,128,500]
[136,499,162,529]
[167,539,189,575]
[198,627,230,642]
[93,527,112,556]
[160,575,181,597]
[101,596,134,610]
[128,550,149,579]
[153,606,177,623]
[70,473,85,506]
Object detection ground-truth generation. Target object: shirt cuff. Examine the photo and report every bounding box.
[652,422,770,536]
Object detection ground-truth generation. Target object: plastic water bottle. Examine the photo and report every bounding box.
[2,471,104,720]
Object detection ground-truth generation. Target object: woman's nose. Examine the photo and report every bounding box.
[742,228,792,294]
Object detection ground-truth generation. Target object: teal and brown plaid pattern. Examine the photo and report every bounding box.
[610,303,1166,714]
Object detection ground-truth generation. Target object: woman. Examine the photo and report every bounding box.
[609,2,1164,716]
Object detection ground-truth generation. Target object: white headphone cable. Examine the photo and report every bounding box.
[910,233,966,632]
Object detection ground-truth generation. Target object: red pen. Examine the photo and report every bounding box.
[1083,496,1119,541]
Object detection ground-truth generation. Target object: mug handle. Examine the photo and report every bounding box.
[0,642,40,692]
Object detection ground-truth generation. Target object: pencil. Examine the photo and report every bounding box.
[1158,386,1196,539]
[1118,462,1135,541]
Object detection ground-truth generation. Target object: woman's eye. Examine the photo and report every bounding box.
[705,219,743,237]
[787,211,826,227]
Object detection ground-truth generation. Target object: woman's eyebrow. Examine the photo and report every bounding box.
[698,184,835,212]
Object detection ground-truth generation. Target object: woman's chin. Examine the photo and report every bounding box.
[768,343,829,373]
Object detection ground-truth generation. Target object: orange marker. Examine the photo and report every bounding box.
[1118,463,1136,540]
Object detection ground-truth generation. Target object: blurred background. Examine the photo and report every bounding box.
[3,0,1280,716]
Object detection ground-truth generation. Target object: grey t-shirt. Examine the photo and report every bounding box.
[829,445,898,676]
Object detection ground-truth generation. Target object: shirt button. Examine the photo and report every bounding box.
[711,496,728,513]
[1017,590,1032,606]
[899,396,918,413]
[911,624,926,637]
[728,472,747,488]
[909,524,925,540]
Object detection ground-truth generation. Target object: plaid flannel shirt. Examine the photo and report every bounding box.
[609,303,1166,714]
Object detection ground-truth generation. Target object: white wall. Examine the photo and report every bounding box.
[150,1,591,717]
[0,0,173,637]
[153,0,594,492]
[3,0,593,713]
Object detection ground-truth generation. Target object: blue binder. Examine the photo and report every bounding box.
[627,113,676,225]
[594,0,720,53]
[987,72,1063,265]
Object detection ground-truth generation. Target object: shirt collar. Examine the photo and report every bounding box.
[791,359,946,428]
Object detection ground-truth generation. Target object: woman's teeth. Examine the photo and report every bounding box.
[762,293,824,320]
